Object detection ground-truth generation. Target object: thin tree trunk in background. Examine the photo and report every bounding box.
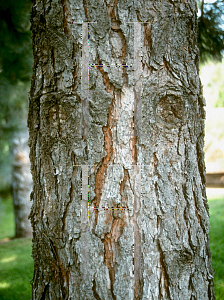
[28,0,215,299]
[12,130,32,238]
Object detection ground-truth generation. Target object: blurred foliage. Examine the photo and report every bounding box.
[200,60,224,107]
[216,87,224,107]
[0,0,32,83]
[0,0,32,192]
[197,0,224,64]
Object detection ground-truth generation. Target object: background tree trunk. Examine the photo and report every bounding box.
[12,129,32,238]
[28,0,215,299]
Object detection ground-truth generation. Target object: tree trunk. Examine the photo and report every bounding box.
[12,129,32,238]
[28,0,215,299]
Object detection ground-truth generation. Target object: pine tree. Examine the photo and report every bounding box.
[198,0,224,63]
[28,1,215,298]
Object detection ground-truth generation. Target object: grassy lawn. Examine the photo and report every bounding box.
[207,189,224,300]
[0,196,33,300]
[0,191,224,299]
[0,195,15,240]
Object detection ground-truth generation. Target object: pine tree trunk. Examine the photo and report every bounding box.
[28,0,215,299]
[12,130,32,238]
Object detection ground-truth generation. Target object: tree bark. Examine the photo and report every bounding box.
[28,0,215,299]
[12,129,32,238]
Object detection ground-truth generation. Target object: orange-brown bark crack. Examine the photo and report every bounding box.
[83,0,91,22]
[120,168,130,205]
[102,168,131,298]
[61,0,69,38]
[108,0,127,63]
[62,161,77,233]
[98,168,130,299]
[98,62,115,94]
[133,174,143,299]
[143,23,152,51]
[132,134,137,165]
[93,92,114,224]
[130,112,142,298]
[102,218,126,300]
[108,0,118,24]
[72,43,78,90]
[48,237,70,299]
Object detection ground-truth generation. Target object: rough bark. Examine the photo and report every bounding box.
[28,0,215,299]
[12,130,32,238]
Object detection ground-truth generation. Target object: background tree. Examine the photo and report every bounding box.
[12,131,32,238]
[0,0,33,237]
[29,0,215,299]
[198,0,224,63]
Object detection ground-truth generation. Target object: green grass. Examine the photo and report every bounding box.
[0,197,33,300]
[0,192,224,299]
[0,238,33,300]
[208,191,224,300]
[0,195,15,240]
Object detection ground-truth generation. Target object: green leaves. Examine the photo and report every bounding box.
[0,0,32,84]
[198,0,224,63]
